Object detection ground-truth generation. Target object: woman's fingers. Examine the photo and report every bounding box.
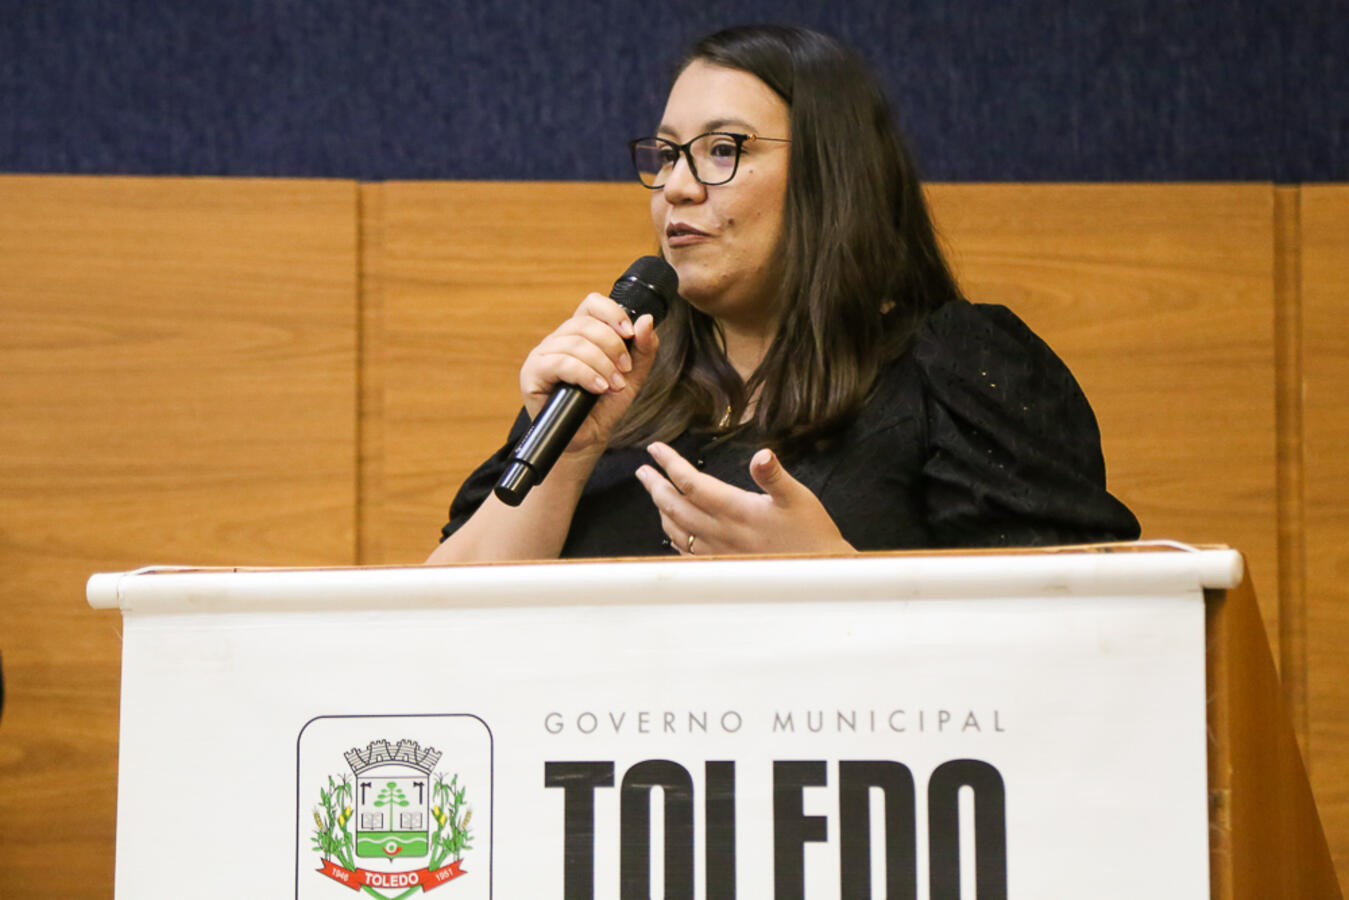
[536,334,628,388]
[636,463,722,555]
[638,443,854,557]
[529,353,617,396]
[535,319,631,378]
[516,291,666,451]
[637,442,754,555]
[645,442,720,503]
[520,300,640,406]
[748,448,809,503]
[573,295,662,376]
[574,292,637,340]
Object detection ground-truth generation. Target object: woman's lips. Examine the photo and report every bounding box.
[666,224,711,248]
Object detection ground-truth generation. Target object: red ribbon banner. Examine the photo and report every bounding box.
[318,859,467,892]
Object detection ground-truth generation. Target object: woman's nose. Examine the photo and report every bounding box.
[662,151,706,203]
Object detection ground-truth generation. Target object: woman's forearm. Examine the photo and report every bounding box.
[425,448,603,563]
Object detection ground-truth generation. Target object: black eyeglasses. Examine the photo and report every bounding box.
[628,131,791,188]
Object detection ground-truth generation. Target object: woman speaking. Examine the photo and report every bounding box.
[427,24,1138,563]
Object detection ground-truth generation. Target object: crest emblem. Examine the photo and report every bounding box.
[298,716,492,898]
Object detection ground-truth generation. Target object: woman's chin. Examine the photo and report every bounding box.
[676,285,721,317]
[668,261,723,302]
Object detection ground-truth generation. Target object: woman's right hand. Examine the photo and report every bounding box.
[519,292,661,455]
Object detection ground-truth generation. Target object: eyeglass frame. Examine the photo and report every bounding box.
[628,131,792,188]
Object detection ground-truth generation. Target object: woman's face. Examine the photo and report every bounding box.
[651,60,791,333]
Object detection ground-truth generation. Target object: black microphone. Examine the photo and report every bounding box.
[494,256,678,507]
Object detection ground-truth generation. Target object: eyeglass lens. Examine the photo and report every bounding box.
[632,134,743,187]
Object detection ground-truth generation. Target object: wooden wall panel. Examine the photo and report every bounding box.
[1273,186,1308,750]
[0,176,359,897]
[8,177,1334,894]
[926,185,1281,639]
[1302,185,1349,887]
[359,181,655,564]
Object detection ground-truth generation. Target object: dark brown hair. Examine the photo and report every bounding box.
[611,24,961,454]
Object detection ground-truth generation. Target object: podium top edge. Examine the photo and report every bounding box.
[86,543,1244,613]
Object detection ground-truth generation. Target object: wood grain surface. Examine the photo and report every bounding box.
[1207,581,1342,899]
[358,180,655,563]
[0,176,359,897]
[1274,186,1308,751]
[1302,185,1349,886]
[3,176,1344,895]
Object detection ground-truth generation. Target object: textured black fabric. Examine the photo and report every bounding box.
[441,300,1139,557]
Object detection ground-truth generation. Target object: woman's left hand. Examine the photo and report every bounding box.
[636,442,856,556]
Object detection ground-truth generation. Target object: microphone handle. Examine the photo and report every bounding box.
[491,262,670,510]
[494,385,599,507]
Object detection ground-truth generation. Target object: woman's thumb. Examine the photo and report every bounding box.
[625,314,661,389]
[749,448,798,500]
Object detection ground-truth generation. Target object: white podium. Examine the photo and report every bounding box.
[88,547,1337,899]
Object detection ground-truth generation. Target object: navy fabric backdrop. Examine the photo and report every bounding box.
[1,0,1344,181]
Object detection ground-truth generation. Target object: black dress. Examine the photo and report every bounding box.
[441,300,1140,556]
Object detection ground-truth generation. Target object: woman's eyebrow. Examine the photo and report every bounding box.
[657,117,759,138]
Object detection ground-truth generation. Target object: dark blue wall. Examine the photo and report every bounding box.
[1,0,1344,181]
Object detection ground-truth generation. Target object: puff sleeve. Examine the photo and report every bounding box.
[914,300,1140,547]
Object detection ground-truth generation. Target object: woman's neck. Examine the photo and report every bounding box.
[719,317,776,382]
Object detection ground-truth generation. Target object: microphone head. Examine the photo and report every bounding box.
[611,256,678,326]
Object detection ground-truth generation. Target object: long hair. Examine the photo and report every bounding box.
[611,24,961,455]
